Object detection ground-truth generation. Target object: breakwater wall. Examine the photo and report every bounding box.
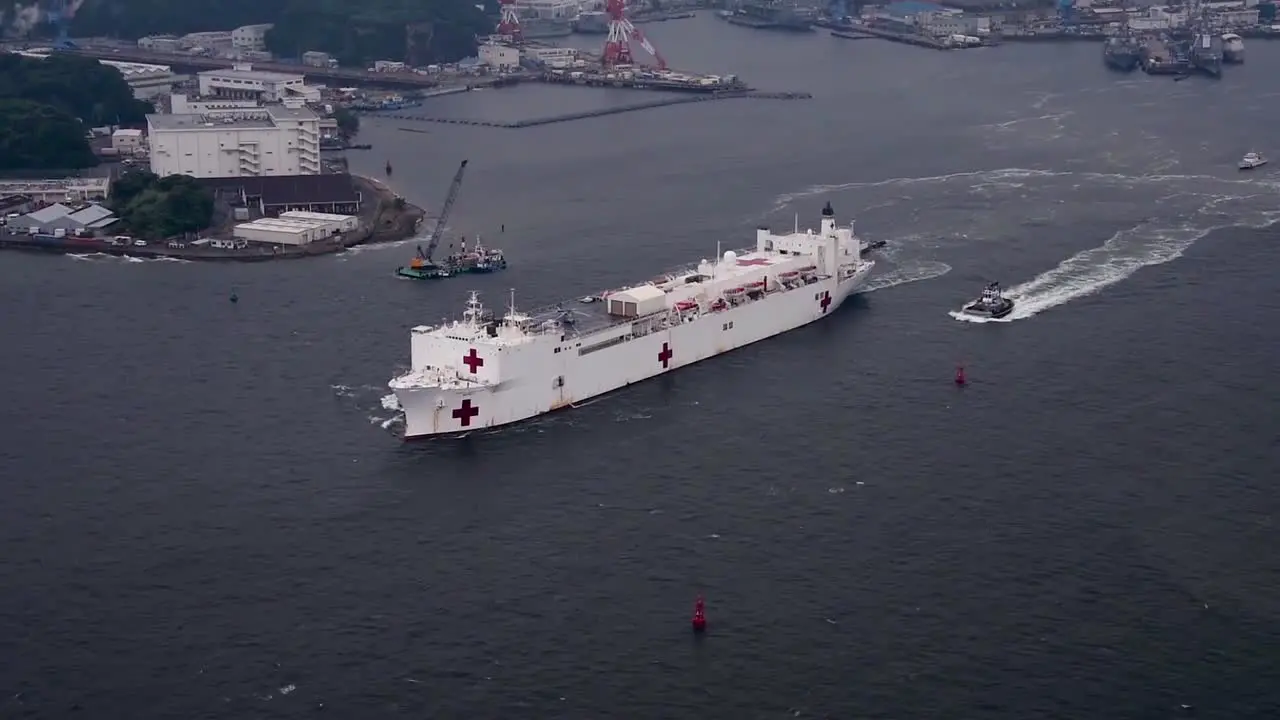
[377,91,812,129]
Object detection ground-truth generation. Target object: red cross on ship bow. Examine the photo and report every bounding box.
[452,399,479,426]
[819,291,831,314]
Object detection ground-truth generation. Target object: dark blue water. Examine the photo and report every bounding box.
[3,18,1280,718]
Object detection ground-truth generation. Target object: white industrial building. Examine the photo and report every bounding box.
[523,46,577,66]
[15,49,178,100]
[232,211,354,246]
[197,64,315,103]
[278,210,359,232]
[112,129,144,152]
[169,94,262,115]
[479,43,521,71]
[0,178,111,204]
[9,203,119,234]
[180,31,234,50]
[147,103,322,178]
[232,24,274,52]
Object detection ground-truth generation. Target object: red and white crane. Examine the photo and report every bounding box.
[602,0,667,69]
[496,0,523,43]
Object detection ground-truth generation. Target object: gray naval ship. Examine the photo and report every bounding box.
[717,0,816,31]
[573,10,610,34]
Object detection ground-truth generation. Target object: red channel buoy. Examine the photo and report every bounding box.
[691,595,707,633]
[955,365,966,386]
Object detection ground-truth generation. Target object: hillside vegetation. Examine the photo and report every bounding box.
[0,53,151,170]
[59,0,493,65]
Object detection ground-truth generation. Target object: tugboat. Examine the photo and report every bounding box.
[961,282,1015,319]
[1239,152,1268,170]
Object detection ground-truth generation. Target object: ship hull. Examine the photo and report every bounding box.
[1104,53,1140,72]
[395,266,870,438]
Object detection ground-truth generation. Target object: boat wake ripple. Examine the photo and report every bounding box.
[770,167,1280,322]
[67,252,192,264]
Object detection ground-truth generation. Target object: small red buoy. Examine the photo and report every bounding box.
[691,595,707,633]
[955,365,966,386]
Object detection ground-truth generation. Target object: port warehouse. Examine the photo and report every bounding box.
[193,174,362,216]
[232,210,357,246]
[0,178,110,205]
[4,202,119,234]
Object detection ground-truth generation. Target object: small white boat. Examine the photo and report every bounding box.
[1239,152,1268,170]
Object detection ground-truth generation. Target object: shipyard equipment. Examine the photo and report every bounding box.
[396,160,507,280]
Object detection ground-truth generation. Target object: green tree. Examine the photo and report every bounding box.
[332,106,359,137]
[110,169,214,239]
[0,54,151,124]
[50,0,494,65]
[0,99,97,170]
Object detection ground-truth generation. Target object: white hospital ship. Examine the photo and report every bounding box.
[389,202,874,438]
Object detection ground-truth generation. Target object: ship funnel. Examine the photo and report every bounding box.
[821,201,834,217]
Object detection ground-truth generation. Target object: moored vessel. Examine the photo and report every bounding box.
[1189,31,1222,78]
[1103,36,1141,71]
[960,282,1014,319]
[389,202,874,438]
[1222,32,1244,63]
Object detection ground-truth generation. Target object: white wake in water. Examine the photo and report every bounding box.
[770,167,1280,322]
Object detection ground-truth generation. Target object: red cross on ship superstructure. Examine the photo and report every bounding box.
[452,399,480,427]
[658,342,673,369]
[462,348,484,374]
[736,258,772,267]
[819,291,832,314]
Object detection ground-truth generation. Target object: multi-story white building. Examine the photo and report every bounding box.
[479,43,521,71]
[180,31,234,50]
[197,64,307,102]
[170,94,262,115]
[232,24,274,52]
[147,104,321,179]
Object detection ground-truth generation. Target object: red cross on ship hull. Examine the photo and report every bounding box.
[658,342,673,369]
[462,348,484,374]
[452,398,480,427]
[819,291,832,314]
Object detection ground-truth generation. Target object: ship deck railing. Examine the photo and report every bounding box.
[518,258,837,343]
[511,244,767,338]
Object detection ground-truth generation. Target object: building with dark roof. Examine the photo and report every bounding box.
[194,174,362,215]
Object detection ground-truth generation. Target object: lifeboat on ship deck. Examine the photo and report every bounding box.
[744,280,765,291]
[724,287,745,296]
[778,270,800,281]
[800,266,817,274]
[675,300,698,311]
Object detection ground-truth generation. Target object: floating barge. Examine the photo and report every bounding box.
[1140,36,1189,74]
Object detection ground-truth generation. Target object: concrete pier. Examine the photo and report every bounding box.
[377,91,811,129]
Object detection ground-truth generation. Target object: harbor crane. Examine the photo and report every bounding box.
[420,159,469,265]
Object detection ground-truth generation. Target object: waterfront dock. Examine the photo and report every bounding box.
[0,175,424,263]
[376,91,810,129]
[1141,37,1189,74]
[832,26,949,50]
